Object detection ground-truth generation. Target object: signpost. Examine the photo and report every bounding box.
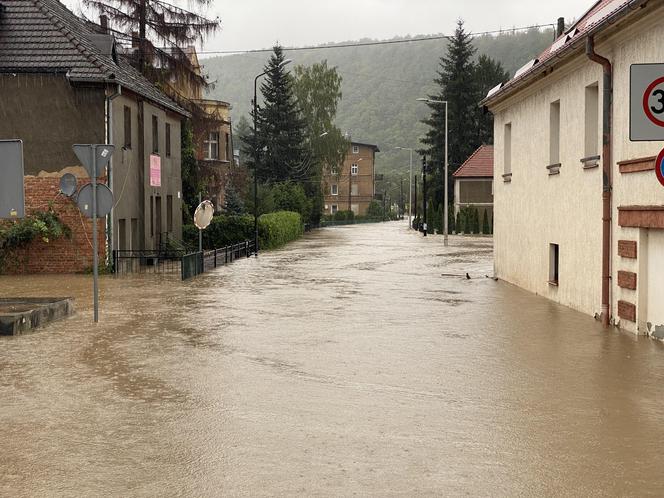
[0,140,25,219]
[73,144,115,323]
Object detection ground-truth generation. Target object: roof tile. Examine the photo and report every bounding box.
[453,145,494,178]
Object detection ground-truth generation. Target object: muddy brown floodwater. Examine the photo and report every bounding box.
[1,222,664,497]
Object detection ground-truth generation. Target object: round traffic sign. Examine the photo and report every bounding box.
[656,148,664,187]
[76,183,114,218]
[642,76,664,127]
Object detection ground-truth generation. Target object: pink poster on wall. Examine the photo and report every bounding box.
[150,154,161,187]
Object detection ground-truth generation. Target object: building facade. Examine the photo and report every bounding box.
[484,0,664,336]
[0,0,188,272]
[453,145,494,220]
[323,142,379,216]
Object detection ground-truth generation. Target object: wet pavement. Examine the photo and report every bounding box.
[1,221,664,497]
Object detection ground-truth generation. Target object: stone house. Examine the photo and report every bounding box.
[0,0,189,272]
[483,0,664,336]
[323,142,380,216]
[453,144,494,221]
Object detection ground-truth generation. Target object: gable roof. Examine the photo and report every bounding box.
[0,0,188,116]
[483,0,645,107]
[351,141,380,152]
[453,145,493,178]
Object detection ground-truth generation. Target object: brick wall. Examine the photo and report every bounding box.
[3,177,105,274]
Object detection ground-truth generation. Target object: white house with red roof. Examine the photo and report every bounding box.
[483,0,664,337]
[453,145,493,222]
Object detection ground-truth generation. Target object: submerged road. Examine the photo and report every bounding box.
[1,222,664,496]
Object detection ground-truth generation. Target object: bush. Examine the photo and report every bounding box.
[183,211,303,251]
[366,200,383,219]
[334,210,354,221]
[258,211,304,250]
[272,182,312,223]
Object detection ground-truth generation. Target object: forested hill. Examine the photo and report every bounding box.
[203,29,554,175]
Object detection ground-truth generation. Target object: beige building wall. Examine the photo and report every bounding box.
[491,3,664,333]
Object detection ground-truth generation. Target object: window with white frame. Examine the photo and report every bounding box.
[352,145,360,154]
[351,163,359,175]
[331,184,338,195]
[204,132,220,160]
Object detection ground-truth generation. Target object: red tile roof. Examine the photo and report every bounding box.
[483,0,643,106]
[453,145,493,178]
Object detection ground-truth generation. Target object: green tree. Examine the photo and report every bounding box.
[455,210,461,234]
[293,61,349,225]
[250,46,307,183]
[234,115,251,167]
[421,20,478,208]
[367,200,383,219]
[272,182,312,223]
[472,208,480,234]
[436,204,443,234]
[181,121,201,223]
[474,55,510,146]
[223,184,245,215]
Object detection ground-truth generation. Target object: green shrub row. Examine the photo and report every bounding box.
[183,211,303,251]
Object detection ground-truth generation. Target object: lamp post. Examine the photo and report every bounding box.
[395,146,414,229]
[252,58,292,255]
[417,98,449,246]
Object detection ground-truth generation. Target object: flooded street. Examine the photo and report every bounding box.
[1,222,664,496]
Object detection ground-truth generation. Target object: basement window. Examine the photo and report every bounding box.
[549,243,560,286]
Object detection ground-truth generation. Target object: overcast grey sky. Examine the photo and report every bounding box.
[67,0,591,55]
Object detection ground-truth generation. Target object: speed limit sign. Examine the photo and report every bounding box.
[630,64,664,141]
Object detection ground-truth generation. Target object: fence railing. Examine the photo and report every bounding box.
[113,240,255,280]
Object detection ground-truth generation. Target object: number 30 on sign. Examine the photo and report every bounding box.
[630,64,664,141]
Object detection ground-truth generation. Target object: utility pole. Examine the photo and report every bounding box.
[400,178,404,220]
[422,155,427,237]
[414,176,418,228]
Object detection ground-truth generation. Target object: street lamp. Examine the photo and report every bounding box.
[417,98,449,247]
[252,58,292,255]
[395,146,414,230]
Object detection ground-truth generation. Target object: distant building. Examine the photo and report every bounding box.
[323,142,380,216]
[161,47,234,211]
[0,0,189,272]
[453,145,493,220]
[483,0,664,336]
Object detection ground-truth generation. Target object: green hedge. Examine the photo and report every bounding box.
[183,211,303,251]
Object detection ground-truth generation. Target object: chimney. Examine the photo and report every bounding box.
[556,17,565,38]
[99,15,108,34]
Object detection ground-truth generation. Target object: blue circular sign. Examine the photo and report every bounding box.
[657,149,664,187]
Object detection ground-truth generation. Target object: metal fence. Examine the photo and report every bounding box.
[112,249,184,275]
[114,240,255,281]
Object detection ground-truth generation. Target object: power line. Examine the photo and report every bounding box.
[195,23,555,55]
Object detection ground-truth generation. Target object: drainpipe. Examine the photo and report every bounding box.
[586,36,612,328]
[105,84,122,265]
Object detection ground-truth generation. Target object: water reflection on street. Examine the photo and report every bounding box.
[1,222,663,496]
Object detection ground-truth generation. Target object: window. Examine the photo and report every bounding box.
[331,184,338,195]
[165,123,171,157]
[331,205,338,214]
[584,83,599,160]
[351,204,359,215]
[549,100,561,166]
[351,183,359,196]
[152,115,159,154]
[131,218,139,250]
[205,132,220,160]
[352,145,360,154]
[167,195,173,232]
[503,123,512,181]
[549,243,560,285]
[123,106,131,149]
[351,163,359,175]
[149,196,154,237]
[225,132,231,161]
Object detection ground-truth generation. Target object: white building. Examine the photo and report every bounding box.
[483,0,664,337]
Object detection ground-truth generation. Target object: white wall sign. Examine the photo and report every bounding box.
[630,63,664,141]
